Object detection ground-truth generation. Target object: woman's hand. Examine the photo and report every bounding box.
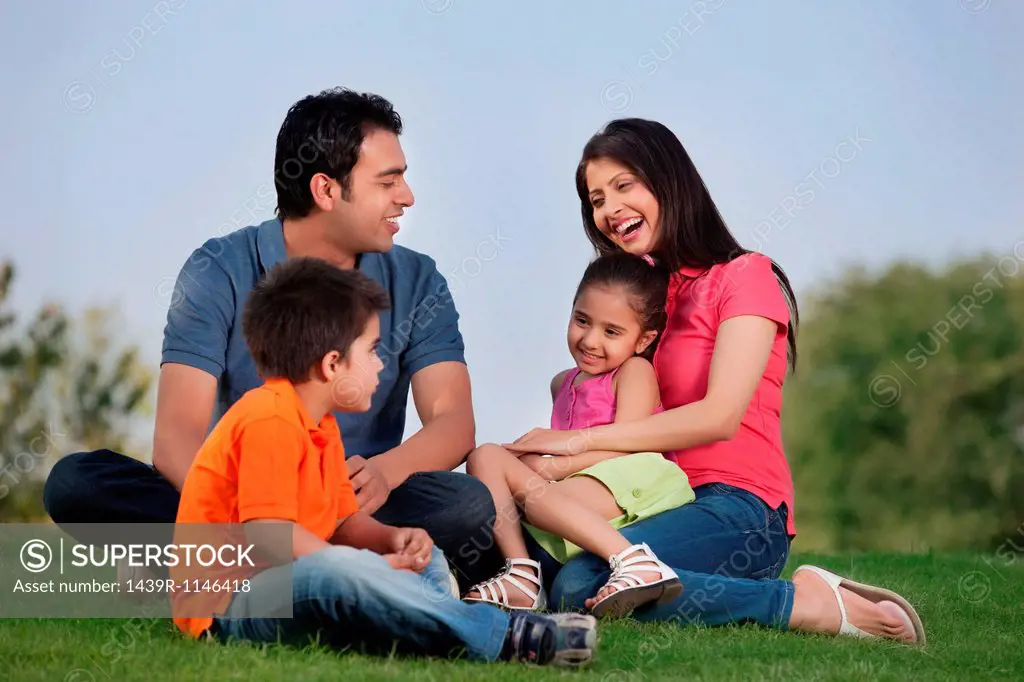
[503,428,593,457]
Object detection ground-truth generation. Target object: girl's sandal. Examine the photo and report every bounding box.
[463,557,548,611]
[590,542,682,619]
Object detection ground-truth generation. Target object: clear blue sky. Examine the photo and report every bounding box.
[2,0,1021,454]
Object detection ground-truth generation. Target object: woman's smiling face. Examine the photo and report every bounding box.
[584,157,662,256]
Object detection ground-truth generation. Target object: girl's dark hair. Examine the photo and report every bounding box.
[573,252,670,361]
[575,118,799,371]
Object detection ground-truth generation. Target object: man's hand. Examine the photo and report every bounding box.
[347,456,390,515]
[386,526,433,572]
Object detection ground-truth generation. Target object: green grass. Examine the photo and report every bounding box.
[2,553,1022,681]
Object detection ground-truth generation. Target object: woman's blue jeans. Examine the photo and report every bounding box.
[528,482,795,629]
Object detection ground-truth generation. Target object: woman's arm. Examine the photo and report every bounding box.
[506,315,778,456]
[522,357,664,479]
[521,450,630,480]
[588,315,778,453]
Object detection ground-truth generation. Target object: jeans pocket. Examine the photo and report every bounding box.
[719,486,772,536]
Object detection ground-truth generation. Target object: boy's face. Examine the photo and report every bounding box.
[330,313,384,412]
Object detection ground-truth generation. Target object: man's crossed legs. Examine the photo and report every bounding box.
[42,449,505,592]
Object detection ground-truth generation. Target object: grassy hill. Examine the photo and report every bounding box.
[1,552,1021,681]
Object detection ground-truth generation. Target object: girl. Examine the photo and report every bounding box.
[463,251,696,618]
[505,117,926,645]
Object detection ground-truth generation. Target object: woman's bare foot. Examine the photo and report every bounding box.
[789,570,916,643]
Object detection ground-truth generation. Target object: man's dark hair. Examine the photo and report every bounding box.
[242,257,390,383]
[274,87,403,220]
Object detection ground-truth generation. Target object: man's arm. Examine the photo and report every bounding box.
[152,364,217,490]
[366,258,474,489]
[152,244,233,489]
[373,361,475,488]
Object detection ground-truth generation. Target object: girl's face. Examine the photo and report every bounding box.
[567,284,657,375]
[584,157,662,256]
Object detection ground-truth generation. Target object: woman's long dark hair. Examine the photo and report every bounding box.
[574,118,799,371]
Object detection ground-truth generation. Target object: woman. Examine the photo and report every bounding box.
[505,118,925,644]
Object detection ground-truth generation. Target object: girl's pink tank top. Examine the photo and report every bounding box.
[550,368,618,430]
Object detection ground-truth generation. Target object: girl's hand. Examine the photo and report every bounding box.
[503,428,593,457]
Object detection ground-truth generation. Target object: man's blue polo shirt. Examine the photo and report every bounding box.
[161,218,466,457]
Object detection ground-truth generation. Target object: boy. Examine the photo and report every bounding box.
[171,256,598,666]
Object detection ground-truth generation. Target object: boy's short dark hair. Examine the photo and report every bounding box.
[242,257,390,383]
[274,87,403,220]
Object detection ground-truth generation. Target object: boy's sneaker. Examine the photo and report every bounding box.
[500,612,597,667]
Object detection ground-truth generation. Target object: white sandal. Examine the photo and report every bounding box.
[463,558,547,611]
[590,543,682,618]
[793,565,926,645]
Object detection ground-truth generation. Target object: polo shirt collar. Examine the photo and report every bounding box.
[675,264,706,277]
[255,218,287,274]
[255,217,367,272]
[262,377,339,445]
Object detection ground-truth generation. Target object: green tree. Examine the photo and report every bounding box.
[783,252,1024,552]
[0,260,153,521]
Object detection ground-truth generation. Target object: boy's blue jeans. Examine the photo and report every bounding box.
[528,482,796,629]
[210,546,510,661]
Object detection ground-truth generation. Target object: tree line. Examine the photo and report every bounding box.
[1,253,1021,553]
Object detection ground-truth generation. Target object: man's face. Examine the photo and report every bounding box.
[328,128,415,253]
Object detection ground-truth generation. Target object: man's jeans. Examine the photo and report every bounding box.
[212,546,510,661]
[42,449,504,590]
[528,482,796,629]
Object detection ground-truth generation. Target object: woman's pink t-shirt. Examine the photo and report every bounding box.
[653,252,796,535]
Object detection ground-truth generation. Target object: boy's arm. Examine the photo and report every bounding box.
[330,511,433,571]
[235,417,311,561]
[328,510,395,554]
[246,518,331,559]
[330,453,434,568]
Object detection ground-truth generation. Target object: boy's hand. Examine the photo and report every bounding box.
[383,553,420,572]
[387,527,433,572]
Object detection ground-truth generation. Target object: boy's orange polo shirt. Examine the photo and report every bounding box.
[173,378,359,638]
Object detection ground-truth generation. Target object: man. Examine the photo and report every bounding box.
[42,87,502,591]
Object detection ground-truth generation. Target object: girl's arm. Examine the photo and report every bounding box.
[611,356,661,421]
